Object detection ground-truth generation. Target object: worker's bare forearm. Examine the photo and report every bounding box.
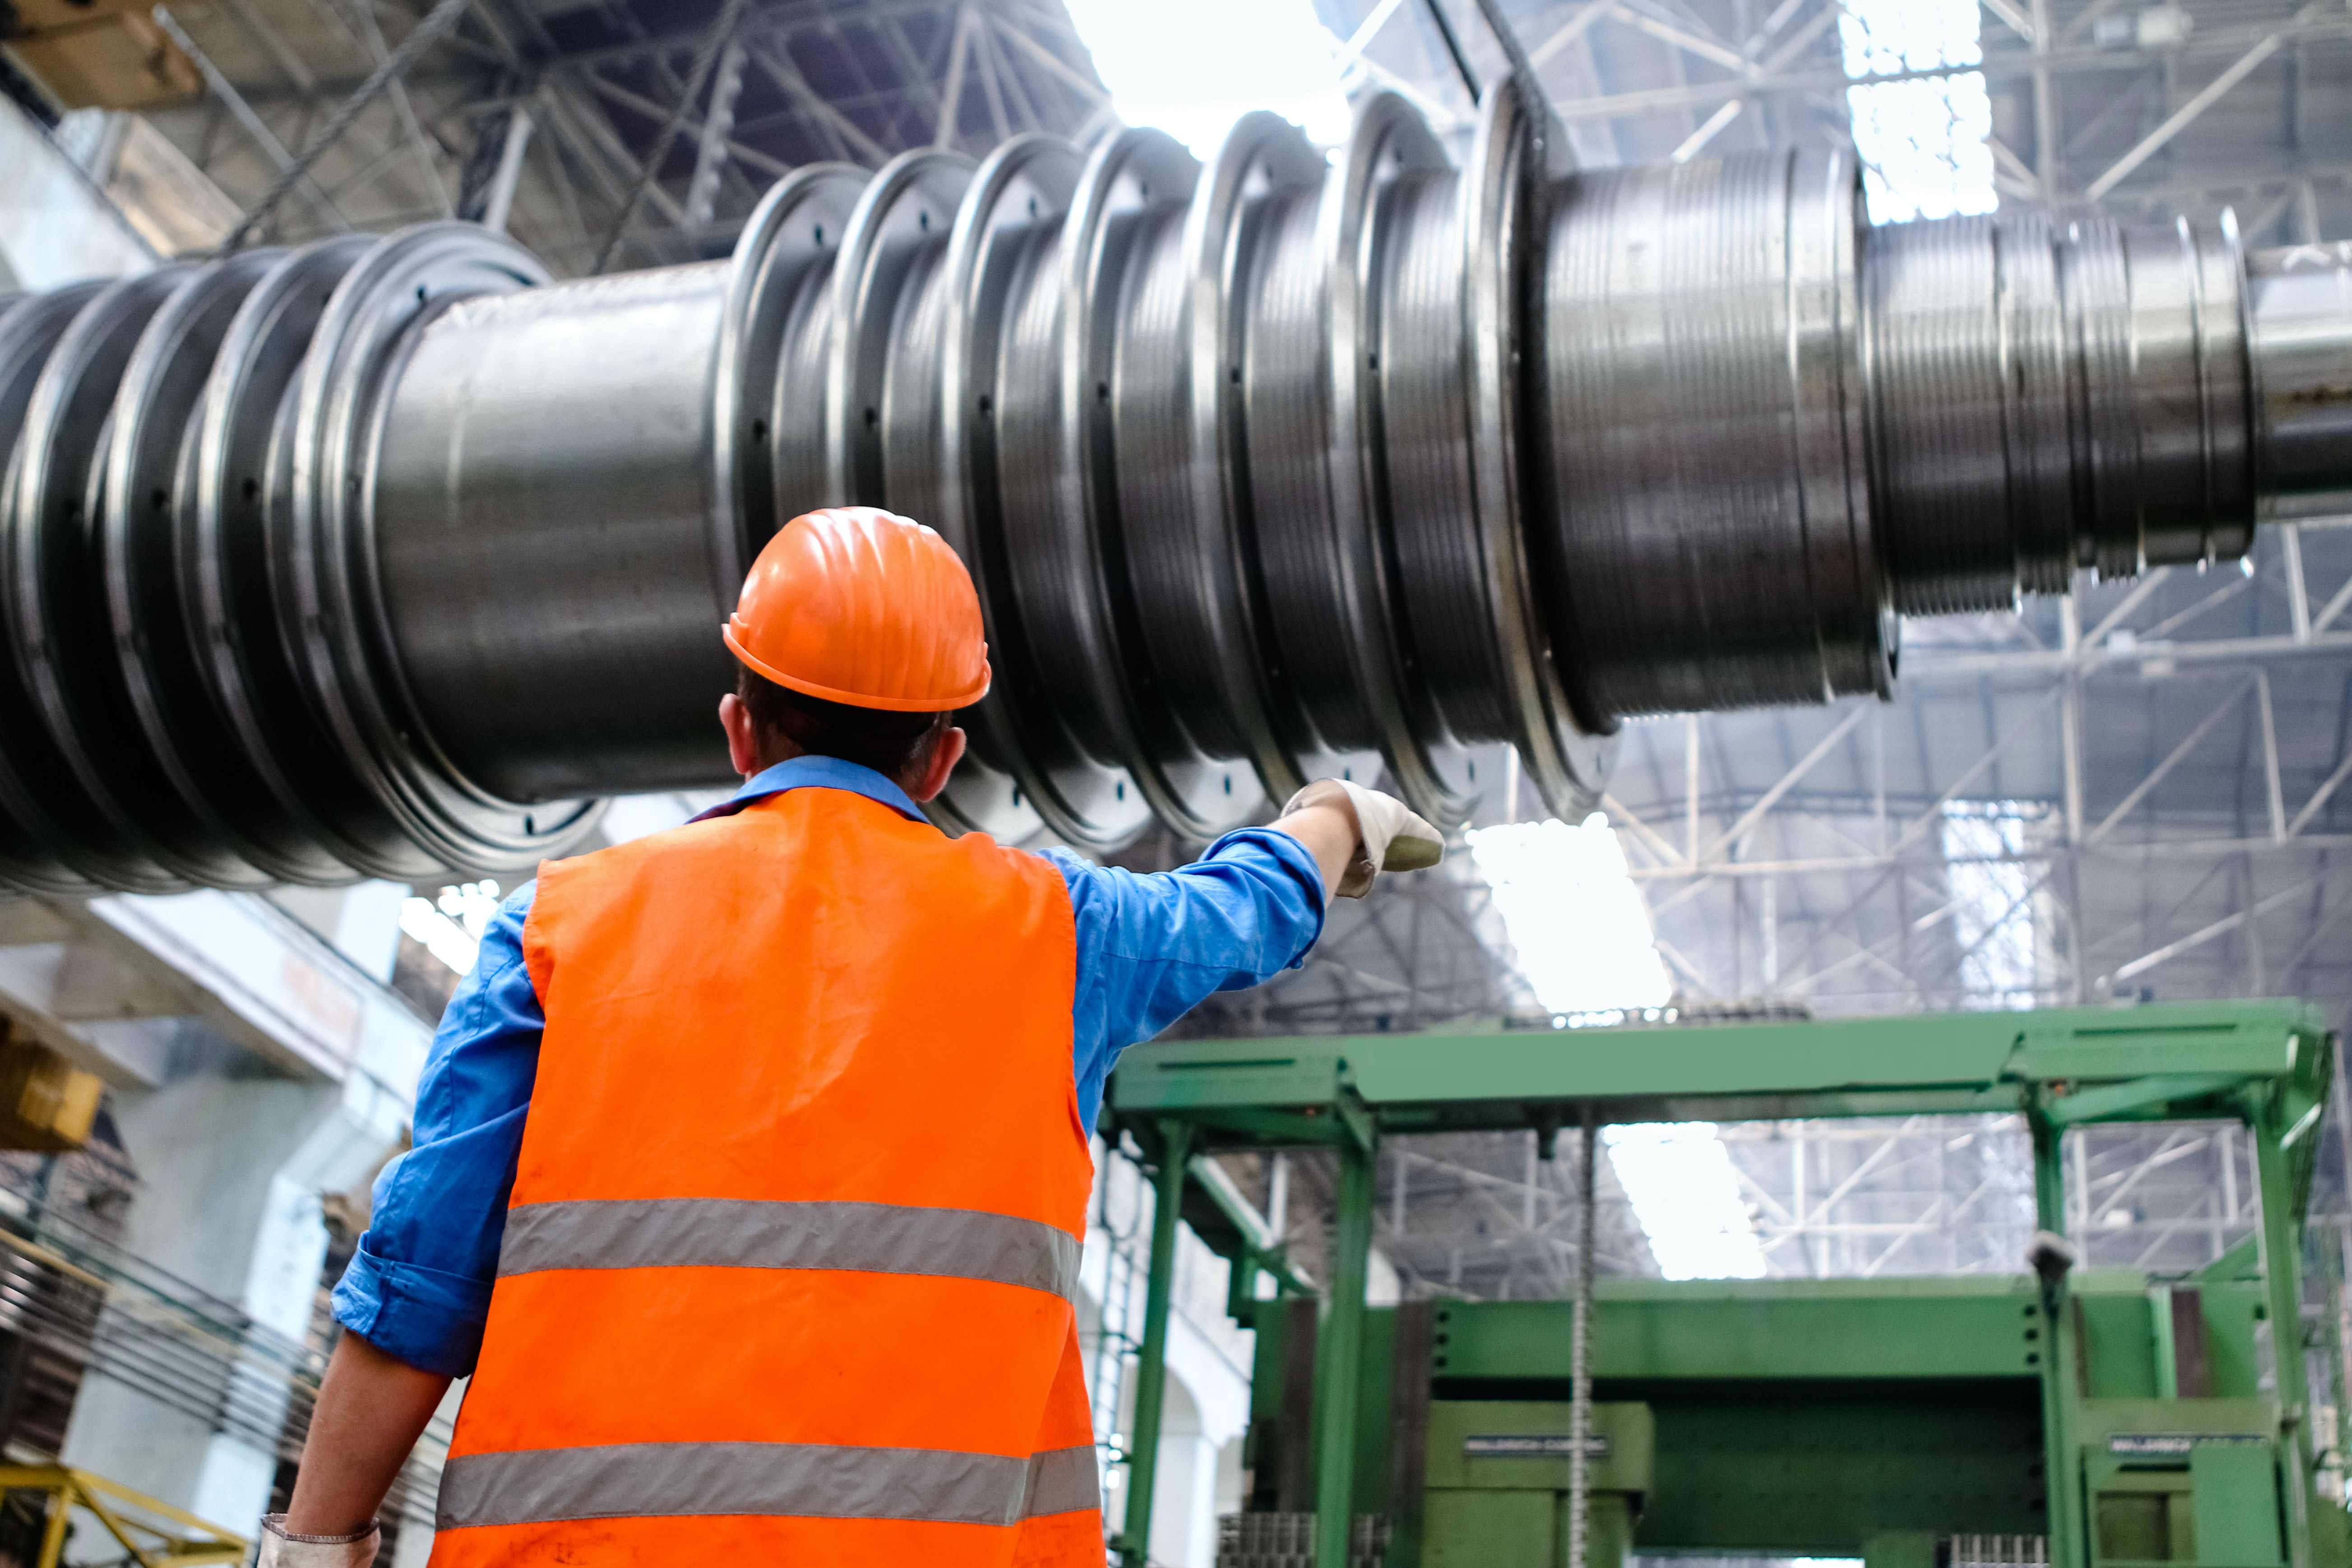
[283,1333,452,1536]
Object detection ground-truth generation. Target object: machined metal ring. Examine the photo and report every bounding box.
[1177,112,1343,809]
[825,149,975,509]
[288,224,601,876]
[1068,125,1259,843]
[1318,90,1475,826]
[991,127,1194,848]
[103,249,301,887]
[1465,74,1612,818]
[188,236,394,881]
[916,133,1082,845]
[716,163,862,574]
[6,268,195,893]
[0,282,119,894]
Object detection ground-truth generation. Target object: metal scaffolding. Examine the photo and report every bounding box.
[118,0,1108,272]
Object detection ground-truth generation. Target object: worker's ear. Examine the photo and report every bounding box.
[911,725,968,803]
[719,693,764,779]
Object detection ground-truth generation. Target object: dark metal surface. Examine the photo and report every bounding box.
[0,75,2343,889]
[1542,150,1887,717]
[373,257,741,805]
[2251,240,2352,523]
[4,273,196,895]
[101,250,291,888]
[186,237,397,883]
[1867,210,2254,615]
[286,226,600,875]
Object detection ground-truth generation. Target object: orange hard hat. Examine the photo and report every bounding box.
[723,506,990,712]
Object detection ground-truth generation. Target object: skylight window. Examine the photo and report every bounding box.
[1839,0,1997,222]
[1940,802,2042,1009]
[1603,1122,1769,1280]
[1469,813,1764,1277]
[1061,0,1352,158]
[1465,814,1672,1020]
[399,879,502,976]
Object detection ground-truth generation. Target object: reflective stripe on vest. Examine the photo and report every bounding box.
[438,1440,1100,1531]
[497,1197,1083,1301]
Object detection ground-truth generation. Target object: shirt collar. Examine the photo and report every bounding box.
[689,755,929,826]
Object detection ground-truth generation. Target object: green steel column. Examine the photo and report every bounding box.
[2248,1093,2317,1568]
[1118,1119,1194,1568]
[1314,1133,1377,1568]
[2031,1108,2064,1239]
[2030,1107,2086,1568]
[2322,1227,2350,1511]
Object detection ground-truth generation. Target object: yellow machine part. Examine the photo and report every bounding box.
[0,1022,104,1153]
[0,1464,246,1567]
[2,10,199,111]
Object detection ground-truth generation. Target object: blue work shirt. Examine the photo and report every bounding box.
[333,755,1326,1377]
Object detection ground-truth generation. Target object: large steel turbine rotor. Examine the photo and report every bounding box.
[0,77,2345,892]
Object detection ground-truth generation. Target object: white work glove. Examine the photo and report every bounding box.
[258,1517,379,1568]
[1281,780,1445,898]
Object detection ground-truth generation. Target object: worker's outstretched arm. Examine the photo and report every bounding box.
[1046,776,1449,1133]
[273,1332,449,1559]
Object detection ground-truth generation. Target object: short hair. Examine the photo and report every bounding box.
[736,664,951,782]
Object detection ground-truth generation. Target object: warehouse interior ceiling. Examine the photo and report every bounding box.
[6,0,1113,270]
[4,0,2351,1301]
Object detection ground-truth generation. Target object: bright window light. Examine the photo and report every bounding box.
[399,879,502,976]
[1472,814,1762,1279]
[1839,0,1996,222]
[1465,814,1672,1021]
[1941,801,2041,1009]
[1061,0,1352,158]
[1603,1122,1768,1280]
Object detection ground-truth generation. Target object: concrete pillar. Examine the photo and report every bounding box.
[392,1519,437,1568]
[61,1057,407,1529]
[264,881,411,984]
[1148,1372,1218,1568]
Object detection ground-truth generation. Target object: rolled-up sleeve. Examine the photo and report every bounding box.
[331,885,542,1377]
[1043,827,1326,1132]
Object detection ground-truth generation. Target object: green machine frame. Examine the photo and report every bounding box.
[1100,1000,2342,1568]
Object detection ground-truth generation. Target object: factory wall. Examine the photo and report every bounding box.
[0,96,152,287]
[61,1070,406,1525]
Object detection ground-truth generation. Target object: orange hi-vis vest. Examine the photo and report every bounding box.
[429,785,1102,1567]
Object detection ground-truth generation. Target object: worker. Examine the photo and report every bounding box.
[257,507,1442,1567]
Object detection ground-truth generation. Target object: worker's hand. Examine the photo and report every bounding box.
[257,1517,379,1568]
[1280,780,1445,898]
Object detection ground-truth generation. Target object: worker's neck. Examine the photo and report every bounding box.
[745,733,921,797]
[748,731,806,775]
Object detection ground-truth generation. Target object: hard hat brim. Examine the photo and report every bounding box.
[722,620,990,712]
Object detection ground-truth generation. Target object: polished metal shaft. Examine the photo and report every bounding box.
[1,79,2346,889]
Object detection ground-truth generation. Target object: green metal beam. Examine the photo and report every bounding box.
[1110,1000,2327,1134]
[1431,1280,2044,1381]
[2250,1083,2320,1568]
[1181,1155,1317,1316]
[1313,1135,1375,1568]
[2028,1104,2086,1568]
[1116,1119,1191,1568]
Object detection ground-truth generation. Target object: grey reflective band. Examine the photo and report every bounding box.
[497,1198,1081,1301]
[437,1441,1102,1532]
[1020,1443,1099,1519]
